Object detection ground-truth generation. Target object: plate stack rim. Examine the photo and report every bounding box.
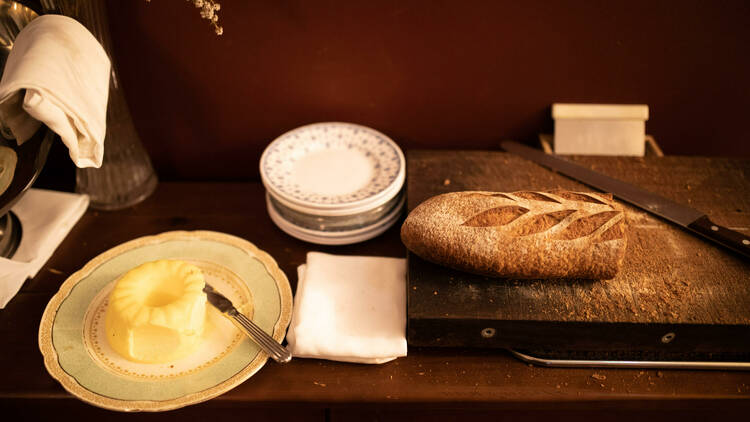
[260,122,405,244]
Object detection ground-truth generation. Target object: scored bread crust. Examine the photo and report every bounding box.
[400,191,627,280]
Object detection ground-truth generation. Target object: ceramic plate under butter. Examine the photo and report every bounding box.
[38,231,293,412]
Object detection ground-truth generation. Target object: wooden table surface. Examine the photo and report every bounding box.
[2,158,750,420]
[405,151,750,353]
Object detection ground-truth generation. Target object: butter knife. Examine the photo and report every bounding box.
[501,140,750,259]
[203,283,292,363]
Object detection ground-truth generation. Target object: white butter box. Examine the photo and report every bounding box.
[552,103,649,156]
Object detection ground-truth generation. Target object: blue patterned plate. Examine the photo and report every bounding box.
[260,122,405,215]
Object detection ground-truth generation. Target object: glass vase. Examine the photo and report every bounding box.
[42,0,157,210]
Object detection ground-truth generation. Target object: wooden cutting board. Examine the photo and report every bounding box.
[406,150,750,355]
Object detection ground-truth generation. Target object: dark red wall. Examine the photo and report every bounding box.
[105,0,750,181]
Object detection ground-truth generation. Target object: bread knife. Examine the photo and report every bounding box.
[203,283,292,363]
[500,140,750,259]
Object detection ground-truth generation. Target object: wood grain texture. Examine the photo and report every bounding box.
[406,151,750,350]
[2,181,749,417]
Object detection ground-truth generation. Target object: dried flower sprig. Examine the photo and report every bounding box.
[189,0,223,35]
[146,0,223,35]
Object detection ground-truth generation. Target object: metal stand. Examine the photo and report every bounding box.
[0,211,21,258]
[509,349,750,371]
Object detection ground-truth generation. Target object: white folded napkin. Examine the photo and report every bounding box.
[286,252,407,364]
[0,15,110,168]
[0,189,89,308]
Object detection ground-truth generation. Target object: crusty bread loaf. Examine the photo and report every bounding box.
[400,191,627,280]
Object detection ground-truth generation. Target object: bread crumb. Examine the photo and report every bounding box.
[591,373,606,381]
[443,178,451,186]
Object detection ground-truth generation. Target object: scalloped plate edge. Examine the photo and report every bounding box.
[38,230,293,412]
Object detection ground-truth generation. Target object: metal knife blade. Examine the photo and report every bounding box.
[204,283,292,363]
[500,140,750,259]
[203,285,234,313]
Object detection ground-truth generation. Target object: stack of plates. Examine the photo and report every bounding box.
[260,122,406,245]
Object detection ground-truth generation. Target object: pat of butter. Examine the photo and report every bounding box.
[105,260,207,363]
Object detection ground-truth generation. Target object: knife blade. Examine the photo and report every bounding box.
[204,283,292,363]
[500,140,750,259]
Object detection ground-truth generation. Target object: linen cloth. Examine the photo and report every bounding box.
[0,15,110,168]
[286,252,407,364]
[0,189,88,308]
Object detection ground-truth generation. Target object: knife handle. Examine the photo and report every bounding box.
[687,215,750,259]
[229,309,292,363]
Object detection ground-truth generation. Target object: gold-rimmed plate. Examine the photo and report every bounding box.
[38,231,293,412]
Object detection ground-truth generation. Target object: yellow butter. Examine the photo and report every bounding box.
[105,260,207,363]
